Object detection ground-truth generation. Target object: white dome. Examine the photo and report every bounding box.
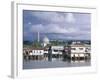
[43,36,49,44]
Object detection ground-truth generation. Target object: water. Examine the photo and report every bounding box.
[23,59,91,69]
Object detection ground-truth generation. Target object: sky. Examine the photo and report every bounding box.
[23,10,91,41]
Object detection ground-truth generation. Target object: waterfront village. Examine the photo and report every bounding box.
[23,35,91,62]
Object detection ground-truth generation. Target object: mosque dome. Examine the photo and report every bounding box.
[43,36,49,44]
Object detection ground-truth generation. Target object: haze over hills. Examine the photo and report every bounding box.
[24,32,91,42]
[23,39,91,45]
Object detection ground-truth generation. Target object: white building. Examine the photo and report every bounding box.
[69,43,91,58]
[51,46,64,55]
[41,46,64,55]
[26,41,91,60]
[31,49,44,55]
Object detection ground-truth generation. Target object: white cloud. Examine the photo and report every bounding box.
[30,24,44,32]
[67,28,77,33]
[30,23,79,34]
[32,12,63,23]
[25,11,90,40]
[32,12,76,24]
[30,24,67,33]
[65,13,75,23]
[44,24,68,33]
[28,23,90,40]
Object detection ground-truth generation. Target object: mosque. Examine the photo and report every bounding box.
[42,36,50,47]
[36,31,50,47]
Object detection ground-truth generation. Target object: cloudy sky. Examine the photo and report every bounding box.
[23,10,91,41]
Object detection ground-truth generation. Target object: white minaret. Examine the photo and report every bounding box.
[37,31,40,42]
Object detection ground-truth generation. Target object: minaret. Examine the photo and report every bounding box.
[37,31,40,42]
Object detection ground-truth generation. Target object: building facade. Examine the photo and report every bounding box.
[68,43,91,60]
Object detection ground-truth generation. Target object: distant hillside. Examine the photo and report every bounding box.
[23,41,33,45]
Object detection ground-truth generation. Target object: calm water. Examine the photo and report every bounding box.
[23,59,91,69]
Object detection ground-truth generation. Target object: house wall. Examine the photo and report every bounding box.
[32,50,44,55]
[71,46,91,54]
[71,47,86,53]
[51,46,64,54]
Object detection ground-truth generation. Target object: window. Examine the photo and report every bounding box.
[54,50,58,52]
[79,48,83,50]
[71,48,76,50]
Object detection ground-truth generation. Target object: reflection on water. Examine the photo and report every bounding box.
[23,58,91,69]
